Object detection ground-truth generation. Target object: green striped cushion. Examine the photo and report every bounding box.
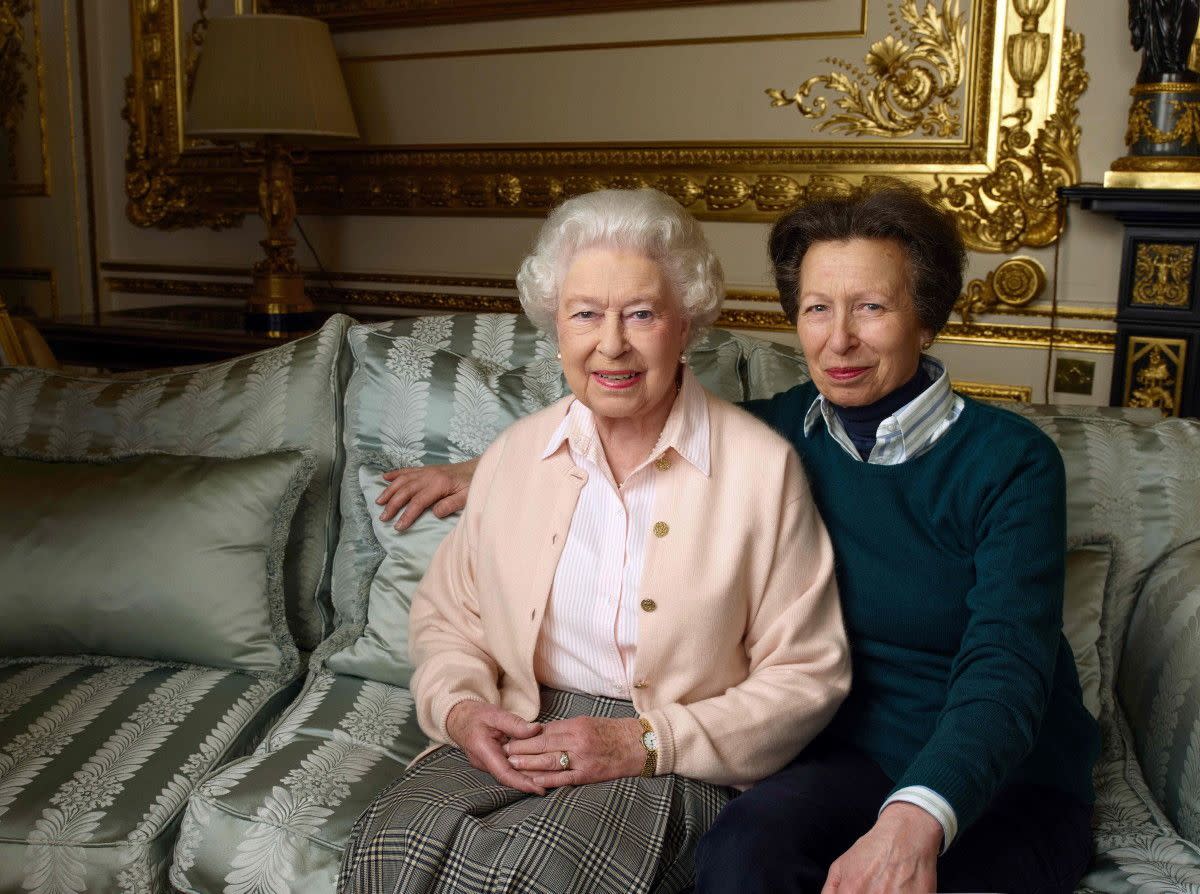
[171,669,423,894]
[0,315,353,650]
[0,658,296,894]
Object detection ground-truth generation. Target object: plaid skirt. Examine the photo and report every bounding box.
[337,688,733,894]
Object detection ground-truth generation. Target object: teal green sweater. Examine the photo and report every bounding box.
[744,382,1100,833]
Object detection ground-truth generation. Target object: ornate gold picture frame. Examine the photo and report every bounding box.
[259,0,760,29]
[124,0,1083,253]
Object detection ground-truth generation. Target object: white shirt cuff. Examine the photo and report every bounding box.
[880,786,958,855]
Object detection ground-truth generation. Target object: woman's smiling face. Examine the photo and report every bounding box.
[795,237,932,407]
[555,246,690,424]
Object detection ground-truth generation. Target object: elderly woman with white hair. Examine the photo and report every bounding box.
[337,188,851,894]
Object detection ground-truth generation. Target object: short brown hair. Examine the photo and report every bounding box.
[768,188,966,333]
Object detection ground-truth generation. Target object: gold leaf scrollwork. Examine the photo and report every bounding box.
[766,0,966,137]
[1132,242,1194,307]
[0,0,32,180]
[954,256,1047,323]
[1127,342,1184,415]
[123,0,239,230]
[931,28,1087,253]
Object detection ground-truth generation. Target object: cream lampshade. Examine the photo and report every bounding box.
[186,14,359,334]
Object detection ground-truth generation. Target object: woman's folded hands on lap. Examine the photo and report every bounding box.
[504,716,646,788]
[445,699,545,795]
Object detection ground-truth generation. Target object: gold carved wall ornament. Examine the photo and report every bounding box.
[1131,242,1194,307]
[0,0,47,194]
[1125,338,1186,416]
[123,0,238,229]
[0,0,32,180]
[123,0,1082,258]
[766,0,967,138]
[930,27,1086,252]
[954,256,1046,323]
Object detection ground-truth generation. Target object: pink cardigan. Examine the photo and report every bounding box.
[409,390,851,787]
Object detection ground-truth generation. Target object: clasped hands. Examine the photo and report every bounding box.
[445,700,645,796]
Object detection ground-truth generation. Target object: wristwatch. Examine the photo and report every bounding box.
[637,716,658,778]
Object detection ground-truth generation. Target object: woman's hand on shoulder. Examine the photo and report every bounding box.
[821,802,941,894]
[445,700,545,795]
[504,716,645,788]
[377,458,479,531]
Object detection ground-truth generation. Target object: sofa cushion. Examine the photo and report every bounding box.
[0,314,353,651]
[0,658,297,894]
[170,668,423,894]
[1023,415,1200,893]
[321,314,809,684]
[1064,541,1114,720]
[1118,538,1200,844]
[1028,417,1200,685]
[0,450,311,677]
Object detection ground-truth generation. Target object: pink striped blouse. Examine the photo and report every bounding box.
[533,369,711,700]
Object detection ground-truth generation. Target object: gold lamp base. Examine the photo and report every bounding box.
[242,141,320,337]
[246,270,318,337]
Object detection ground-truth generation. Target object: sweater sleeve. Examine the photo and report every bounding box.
[891,427,1067,834]
[408,435,507,743]
[642,449,852,787]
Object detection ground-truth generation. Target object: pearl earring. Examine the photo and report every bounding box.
[680,354,688,364]
[556,351,561,361]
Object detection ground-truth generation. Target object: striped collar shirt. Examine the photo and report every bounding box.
[802,356,964,465]
[534,368,709,699]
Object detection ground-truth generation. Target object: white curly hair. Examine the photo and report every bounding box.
[515,188,724,345]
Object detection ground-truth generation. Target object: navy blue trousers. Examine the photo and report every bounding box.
[694,739,1093,894]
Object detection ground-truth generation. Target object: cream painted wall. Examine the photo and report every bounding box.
[2,1,1143,404]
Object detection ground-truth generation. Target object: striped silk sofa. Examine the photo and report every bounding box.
[0,312,1198,894]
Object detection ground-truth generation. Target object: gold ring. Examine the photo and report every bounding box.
[558,751,570,770]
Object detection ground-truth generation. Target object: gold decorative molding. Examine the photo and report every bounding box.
[104,271,1115,352]
[931,26,1086,252]
[767,0,967,138]
[0,0,48,195]
[952,380,1032,402]
[122,0,1084,249]
[939,320,1114,353]
[955,256,1046,323]
[1131,81,1200,94]
[1124,337,1186,417]
[0,0,33,180]
[122,0,239,229]
[101,261,1113,318]
[1131,242,1194,308]
[262,0,758,29]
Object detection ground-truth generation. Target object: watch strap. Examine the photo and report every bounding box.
[637,716,658,778]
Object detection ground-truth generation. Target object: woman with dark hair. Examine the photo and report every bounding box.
[375,187,1100,893]
[694,188,1099,894]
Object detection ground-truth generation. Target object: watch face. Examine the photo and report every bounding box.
[642,731,658,751]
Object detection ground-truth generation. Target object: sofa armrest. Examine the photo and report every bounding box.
[1115,538,1200,839]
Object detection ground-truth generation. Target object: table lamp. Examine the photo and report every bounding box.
[186,14,359,334]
